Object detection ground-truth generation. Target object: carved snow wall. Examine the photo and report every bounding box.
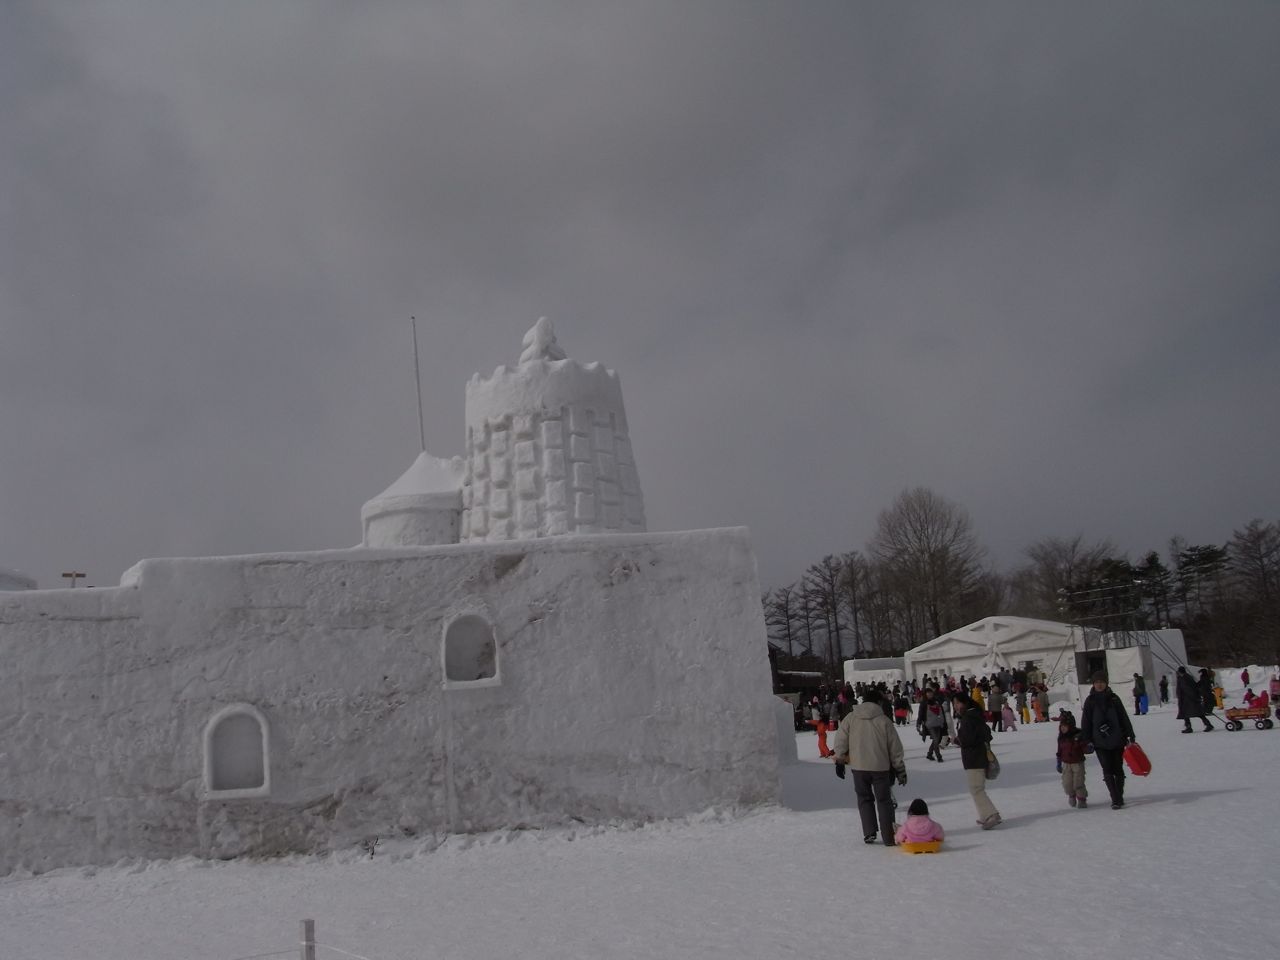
[0,528,776,875]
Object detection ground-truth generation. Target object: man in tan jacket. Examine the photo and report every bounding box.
[831,687,907,846]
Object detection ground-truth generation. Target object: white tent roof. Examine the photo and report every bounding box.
[907,616,1074,658]
[904,616,1083,678]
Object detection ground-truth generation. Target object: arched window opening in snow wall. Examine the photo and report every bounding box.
[444,614,499,685]
[203,704,271,798]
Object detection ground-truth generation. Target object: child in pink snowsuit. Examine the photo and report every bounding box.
[1001,703,1017,731]
[894,798,945,844]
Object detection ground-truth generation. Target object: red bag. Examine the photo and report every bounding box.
[1123,742,1152,777]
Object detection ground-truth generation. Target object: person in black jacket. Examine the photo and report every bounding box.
[1175,666,1213,733]
[1131,673,1147,715]
[1079,671,1136,809]
[951,692,1001,829]
[1197,669,1217,715]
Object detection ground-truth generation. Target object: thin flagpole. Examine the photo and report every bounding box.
[411,316,426,452]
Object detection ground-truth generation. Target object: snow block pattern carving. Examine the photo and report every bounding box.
[461,355,646,541]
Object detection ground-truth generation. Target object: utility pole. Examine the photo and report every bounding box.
[61,571,86,588]
[299,919,315,960]
[411,316,426,452]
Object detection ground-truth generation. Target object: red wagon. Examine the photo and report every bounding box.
[1224,705,1275,731]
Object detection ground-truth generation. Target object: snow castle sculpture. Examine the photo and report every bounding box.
[359,318,646,547]
[0,320,777,876]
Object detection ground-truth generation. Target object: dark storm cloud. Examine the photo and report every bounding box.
[3,1,1279,591]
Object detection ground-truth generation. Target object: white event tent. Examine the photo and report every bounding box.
[903,616,1086,687]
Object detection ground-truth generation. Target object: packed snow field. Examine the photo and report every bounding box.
[3,692,1278,960]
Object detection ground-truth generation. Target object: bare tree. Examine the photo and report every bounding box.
[803,556,847,672]
[869,487,989,641]
[838,551,868,658]
[796,585,821,659]
[763,585,800,657]
[1007,534,1117,618]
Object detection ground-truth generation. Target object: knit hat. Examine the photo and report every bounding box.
[1090,670,1108,683]
[907,798,929,816]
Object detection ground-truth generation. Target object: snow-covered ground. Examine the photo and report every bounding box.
[3,674,1278,960]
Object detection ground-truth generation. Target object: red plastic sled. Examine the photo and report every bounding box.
[1123,742,1152,777]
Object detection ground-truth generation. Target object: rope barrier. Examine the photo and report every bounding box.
[315,941,381,960]
[167,921,401,957]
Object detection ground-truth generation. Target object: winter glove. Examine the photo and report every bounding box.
[1056,759,1062,773]
[834,762,846,780]
[895,769,908,786]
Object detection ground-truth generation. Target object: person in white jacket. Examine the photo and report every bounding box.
[831,687,907,846]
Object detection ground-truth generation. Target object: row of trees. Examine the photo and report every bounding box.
[764,487,1280,673]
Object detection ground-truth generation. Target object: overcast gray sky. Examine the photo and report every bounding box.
[3,1,1279,592]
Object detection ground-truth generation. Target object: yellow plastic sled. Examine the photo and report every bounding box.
[899,840,943,854]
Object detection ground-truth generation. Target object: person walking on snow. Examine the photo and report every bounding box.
[1034,685,1051,723]
[951,692,1001,829]
[1198,669,1218,712]
[831,687,907,846]
[987,684,1007,732]
[1079,672,1135,809]
[1016,686,1030,724]
[916,687,950,762]
[1054,709,1088,808]
[1176,666,1213,732]
[1132,673,1148,715]
[808,697,833,757]
[1001,700,1017,731]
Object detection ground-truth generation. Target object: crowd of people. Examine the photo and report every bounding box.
[800,667,1060,734]
[812,664,1279,848]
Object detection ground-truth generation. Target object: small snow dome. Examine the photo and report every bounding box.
[361,452,465,547]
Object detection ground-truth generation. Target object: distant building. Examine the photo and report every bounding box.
[0,566,36,591]
[899,616,1188,709]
